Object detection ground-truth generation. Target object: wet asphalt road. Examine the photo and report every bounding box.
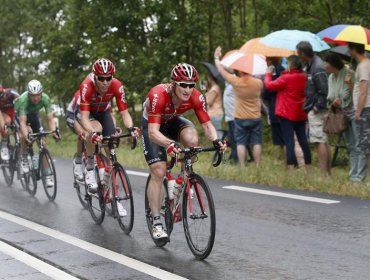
[0,157,370,279]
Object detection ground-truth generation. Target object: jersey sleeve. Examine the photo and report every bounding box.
[192,90,210,124]
[114,81,128,111]
[43,94,53,113]
[147,90,166,124]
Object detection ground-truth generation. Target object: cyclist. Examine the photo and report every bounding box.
[14,79,60,187]
[142,63,227,240]
[0,85,19,161]
[78,58,139,197]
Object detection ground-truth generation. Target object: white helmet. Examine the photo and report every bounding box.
[27,79,43,95]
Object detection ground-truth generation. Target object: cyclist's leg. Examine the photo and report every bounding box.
[1,111,13,160]
[67,111,85,180]
[97,110,116,167]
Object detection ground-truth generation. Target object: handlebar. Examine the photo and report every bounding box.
[28,128,60,142]
[101,133,137,150]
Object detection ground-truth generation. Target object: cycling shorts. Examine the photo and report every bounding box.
[66,111,76,134]
[15,113,44,133]
[77,109,115,137]
[141,116,194,165]
[1,108,15,121]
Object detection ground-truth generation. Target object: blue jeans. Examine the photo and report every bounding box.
[227,121,238,163]
[234,118,262,146]
[280,118,311,165]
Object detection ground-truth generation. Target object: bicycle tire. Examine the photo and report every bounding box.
[2,144,15,186]
[73,155,88,209]
[87,166,105,224]
[39,149,57,201]
[182,173,216,260]
[26,169,38,196]
[98,153,113,216]
[111,164,134,234]
[144,175,173,247]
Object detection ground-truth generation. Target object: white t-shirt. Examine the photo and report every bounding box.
[353,58,370,109]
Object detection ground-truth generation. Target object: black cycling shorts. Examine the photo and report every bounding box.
[77,110,115,137]
[141,116,194,165]
[15,113,44,133]
[65,111,76,134]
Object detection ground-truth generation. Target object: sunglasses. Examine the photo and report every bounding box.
[96,76,113,82]
[176,82,196,89]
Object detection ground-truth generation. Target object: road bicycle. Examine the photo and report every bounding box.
[26,129,60,200]
[145,145,223,260]
[86,133,136,234]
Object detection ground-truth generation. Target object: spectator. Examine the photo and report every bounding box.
[347,42,370,183]
[297,41,331,179]
[214,46,263,167]
[223,71,238,164]
[263,57,286,161]
[324,53,367,182]
[264,55,311,172]
[204,74,224,138]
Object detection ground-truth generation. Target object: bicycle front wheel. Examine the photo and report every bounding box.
[73,155,88,209]
[182,173,216,260]
[87,167,105,224]
[111,165,134,234]
[39,149,57,201]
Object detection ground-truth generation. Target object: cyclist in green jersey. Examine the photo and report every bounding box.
[14,80,60,187]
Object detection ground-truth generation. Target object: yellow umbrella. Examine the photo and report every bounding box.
[240,37,296,57]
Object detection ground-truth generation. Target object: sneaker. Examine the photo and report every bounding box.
[152,224,168,240]
[73,159,84,181]
[21,157,29,173]
[45,175,54,188]
[1,147,9,161]
[85,168,98,193]
[116,202,127,217]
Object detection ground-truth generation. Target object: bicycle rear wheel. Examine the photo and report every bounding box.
[111,164,134,234]
[87,167,105,224]
[182,173,216,260]
[144,175,173,247]
[2,144,15,186]
[39,149,57,201]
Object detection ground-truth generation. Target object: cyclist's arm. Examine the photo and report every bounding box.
[119,109,134,129]
[148,123,174,147]
[46,112,56,131]
[18,115,29,139]
[201,121,218,141]
[80,110,95,134]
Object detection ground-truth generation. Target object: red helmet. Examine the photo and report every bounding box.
[170,63,199,82]
[92,58,115,76]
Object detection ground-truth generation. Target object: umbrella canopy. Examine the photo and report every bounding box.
[317,24,370,51]
[202,62,225,84]
[240,37,296,57]
[261,29,330,52]
[329,45,370,59]
[220,51,267,75]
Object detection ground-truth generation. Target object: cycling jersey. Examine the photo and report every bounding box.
[14,92,52,116]
[142,83,210,124]
[79,73,128,113]
[66,90,80,114]
[0,88,19,110]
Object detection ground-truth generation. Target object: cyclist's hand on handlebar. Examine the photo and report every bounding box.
[78,131,86,141]
[166,141,181,158]
[114,127,122,136]
[91,132,102,144]
[128,126,141,138]
[212,139,227,151]
[52,132,61,142]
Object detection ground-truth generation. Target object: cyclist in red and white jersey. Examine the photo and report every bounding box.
[142,63,226,240]
[0,85,19,161]
[78,58,139,194]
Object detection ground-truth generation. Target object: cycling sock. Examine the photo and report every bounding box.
[152,214,161,226]
[86,156,94,170]
[75,155,83,164]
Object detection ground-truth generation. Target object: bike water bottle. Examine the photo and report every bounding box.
[173,176,184,198]
[166,171,175,200]
[32,154,39,169]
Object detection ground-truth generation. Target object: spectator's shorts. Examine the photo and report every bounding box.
[141,116,194,165]
[357,107,370,155]
[308,110,327,143]
[234,118,262,146]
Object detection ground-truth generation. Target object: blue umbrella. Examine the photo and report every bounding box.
[261,29,330,52]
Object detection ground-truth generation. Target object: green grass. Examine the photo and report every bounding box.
[48,127,370,199]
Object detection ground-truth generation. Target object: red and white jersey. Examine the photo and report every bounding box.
[79,73,128,113]
[66,90,80,114]
[143,83,210,124]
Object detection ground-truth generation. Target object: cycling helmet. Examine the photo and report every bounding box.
[170,63,199,82]
[27,80,43,95]
[92,58,115,76]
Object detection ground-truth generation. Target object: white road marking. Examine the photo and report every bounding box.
[0,241,79,280]
[223,186,340,204]
[126,170,149,177]
[126,169,340,204]
[0,210,187,280]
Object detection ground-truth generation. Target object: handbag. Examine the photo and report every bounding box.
[323,108,348,134]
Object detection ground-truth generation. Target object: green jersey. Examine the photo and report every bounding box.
[14,92,52,116]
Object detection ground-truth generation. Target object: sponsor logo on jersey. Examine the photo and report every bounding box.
[151,93,158,113]
[199,94,207,112]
